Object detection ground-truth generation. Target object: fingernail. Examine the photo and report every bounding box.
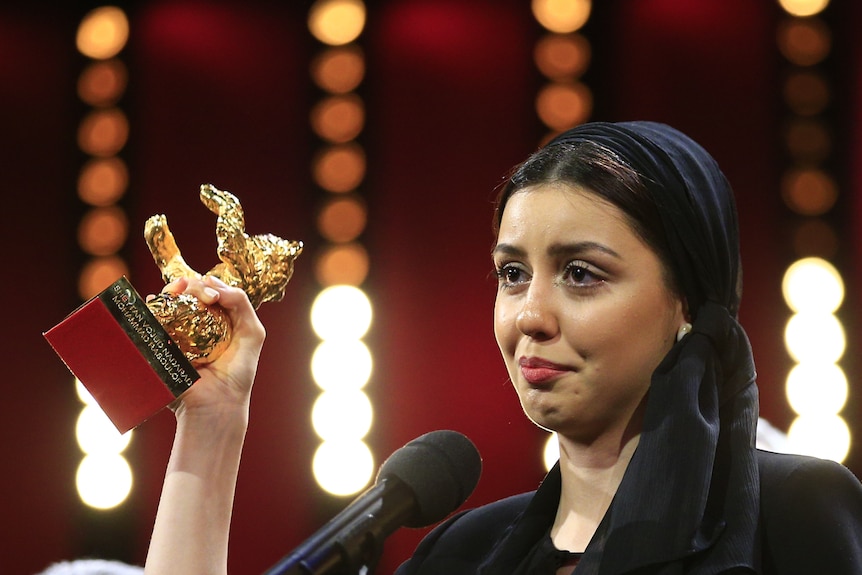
[203,287,219,300]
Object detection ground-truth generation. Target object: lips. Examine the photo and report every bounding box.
[518,356,570,385]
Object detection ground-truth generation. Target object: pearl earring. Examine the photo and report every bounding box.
[676,322,692,342]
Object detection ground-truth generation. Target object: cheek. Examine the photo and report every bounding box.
[591,295,676,371]
[568,295,669,361]
[493,298,516,353]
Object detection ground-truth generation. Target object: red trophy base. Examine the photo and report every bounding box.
[44,277,199,433]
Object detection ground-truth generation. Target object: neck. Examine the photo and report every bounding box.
[550,417,643,552]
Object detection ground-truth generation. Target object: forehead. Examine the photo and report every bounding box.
[497,184,635,244]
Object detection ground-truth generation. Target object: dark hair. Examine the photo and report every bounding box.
[494,140,682,297]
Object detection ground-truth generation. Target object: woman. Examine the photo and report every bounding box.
[144,122,862,575]
[394,121,862,574]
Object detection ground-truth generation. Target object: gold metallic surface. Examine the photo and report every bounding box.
[144,184,303,364]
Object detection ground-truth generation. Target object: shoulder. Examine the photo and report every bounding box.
[757,449,862,574]
[394,492,534,575]
[758,449,862,510]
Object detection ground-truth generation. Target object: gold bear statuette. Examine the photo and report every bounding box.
[144,184,303,364]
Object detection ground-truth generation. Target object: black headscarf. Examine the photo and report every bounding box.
[545,122,760,574]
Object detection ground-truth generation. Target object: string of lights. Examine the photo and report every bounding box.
[307,0,376,497]
[775,0,850,462]
[73,5,135,511]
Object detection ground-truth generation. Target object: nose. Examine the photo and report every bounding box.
[514,281,559,341]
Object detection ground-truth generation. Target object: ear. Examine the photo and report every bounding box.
[672,294,690,324]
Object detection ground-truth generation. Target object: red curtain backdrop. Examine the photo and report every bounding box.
[2,1,859,574]
[364,1,544,570]
[0,8,80,575]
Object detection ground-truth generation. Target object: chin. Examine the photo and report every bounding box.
[522,405,566,435]
[527,416,555,434]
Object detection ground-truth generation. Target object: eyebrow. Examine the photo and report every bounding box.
[492,241,622,260]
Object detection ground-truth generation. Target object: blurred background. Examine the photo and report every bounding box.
[3,0,861,573]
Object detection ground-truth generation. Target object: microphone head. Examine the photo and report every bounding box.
[377,430,482,528]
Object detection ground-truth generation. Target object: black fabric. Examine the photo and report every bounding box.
[758,450,862,573]
[394,451,862,575]
[513,528,582,574]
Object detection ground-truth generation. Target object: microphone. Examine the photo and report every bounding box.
[263,430,482,575]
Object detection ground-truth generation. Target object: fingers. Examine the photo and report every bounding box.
[145,278,190,303]
[205,277,266,343]
[159,276,221,306]
[151,275,265,349]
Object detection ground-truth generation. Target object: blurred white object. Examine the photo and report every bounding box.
[36,560,143,575]
[756,417,792,453]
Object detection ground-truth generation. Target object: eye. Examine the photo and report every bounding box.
[495,263,530,289]
[561,261,604,288]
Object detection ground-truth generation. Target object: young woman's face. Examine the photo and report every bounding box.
[493,184,686,443]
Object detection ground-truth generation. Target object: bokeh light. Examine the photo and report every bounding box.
[787,414,850,462]
[791,219,838,259]
[78,157,129,207]
[783,71,830,116]
[77,206,129,256]
[532,0,591,33]
[77,108,129,157]
[78,255,129,300]
[317,196,367,243]
[311,339,373,392]
[782,257,843,313]
[76,405,132,455]
[536,82,592,131]
[312,440,374,496]
[78,59,128,106]
[314,242,370,287]
[784,312,845,364]
[310,95,365,143]
[312,390,373,441]
[784,119,830,163]
[778,0,830,18]
[780,168,837,216]
[786,362,847,417]
[311,46,365,93]
[534,34,590,80]
[76,6,130,60]
[313,144,366,193]
[75,378,95,405]
[777,18,831,66]
[311,284,373,340]
[308,0,367,46]
[76,454,133,509]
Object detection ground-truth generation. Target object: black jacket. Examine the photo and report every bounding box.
[395,450,862,575]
